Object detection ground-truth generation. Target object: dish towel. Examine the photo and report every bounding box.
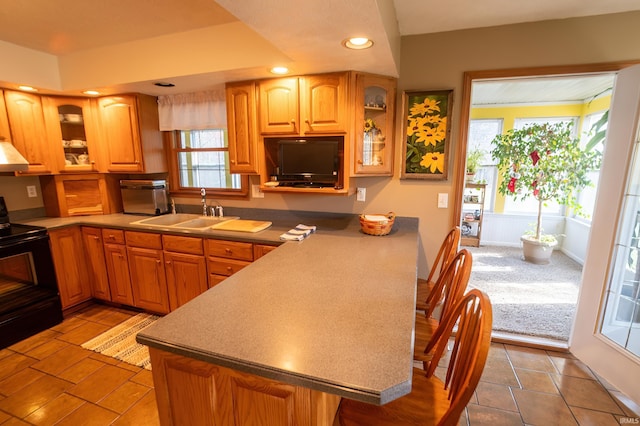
[280,224,317,241]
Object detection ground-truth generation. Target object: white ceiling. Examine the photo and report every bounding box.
[0,0,638,99]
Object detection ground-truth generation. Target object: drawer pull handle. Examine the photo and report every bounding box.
[225,248,232,254]
[226,267,233,272]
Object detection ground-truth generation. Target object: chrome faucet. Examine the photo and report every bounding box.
[200,188,207,216]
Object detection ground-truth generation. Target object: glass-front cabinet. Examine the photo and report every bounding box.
[43,97,97,172]
[353,73,396,176]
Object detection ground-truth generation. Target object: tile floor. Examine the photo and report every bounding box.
[1,303,638,425]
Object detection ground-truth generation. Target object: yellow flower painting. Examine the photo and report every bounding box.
[401,90,453,179]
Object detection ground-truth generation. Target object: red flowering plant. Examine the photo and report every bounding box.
[490,122,601,242]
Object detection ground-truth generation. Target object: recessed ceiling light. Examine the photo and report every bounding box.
[83,90,100,96]
[270,66,289,75]
[342,37,373,50]
[18,85,37,92]
[154,82,175,87]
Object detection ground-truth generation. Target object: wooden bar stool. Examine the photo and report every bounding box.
[416,227,460,311]
[337,289,492,426]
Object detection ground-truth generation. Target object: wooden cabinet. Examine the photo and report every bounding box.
[461,183,486,247]
[39,173,123,217]
[95,94,166,173]
[126,231,170,314]
[226,81,260,174]
[3,90,52,174]
[352,73,396,176]
[42,96,99,173]
[81,227,111,301]
[205,239,252,288]
[102,228,135,306]
[163,235,207,311]
[0,90,11,142]
[253,244,278,260]
[49,227,92,309]
[149,347,340,426]
[259,73,348,135]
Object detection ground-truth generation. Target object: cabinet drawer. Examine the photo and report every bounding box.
[162,235,204,255]
[126,231,162,249]
[207,258,250,276]
[102,228,125,245]
[205,239,253,261]
[208,274,227,288]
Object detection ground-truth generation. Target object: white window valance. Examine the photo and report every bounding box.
[157,88,227,131]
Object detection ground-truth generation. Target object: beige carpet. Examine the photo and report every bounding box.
[81,313,159,370]
[466,245,582,342]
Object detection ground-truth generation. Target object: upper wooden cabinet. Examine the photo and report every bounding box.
[3,90,53,174]
[0,90,11,142]
[226,82,260,174]
[259,73,348,135]
[42,96,99,173]
[352,73,396,176]
[95,94,166,173]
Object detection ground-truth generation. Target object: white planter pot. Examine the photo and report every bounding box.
[520,235,558,264]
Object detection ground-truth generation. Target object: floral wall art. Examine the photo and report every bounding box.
[400,90,453,180]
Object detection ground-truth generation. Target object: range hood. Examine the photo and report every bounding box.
[0,141,29,172]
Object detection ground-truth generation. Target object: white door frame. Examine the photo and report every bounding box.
[571,64,640,405]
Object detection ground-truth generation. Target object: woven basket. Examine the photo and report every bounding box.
[359,212,396,236]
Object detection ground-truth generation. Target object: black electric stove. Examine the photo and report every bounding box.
[0,197,63,348]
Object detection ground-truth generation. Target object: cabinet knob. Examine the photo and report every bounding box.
[290,119,295,124]
[226,266,233,272]
[92,236,100,241]
[230,160,235,164]
[357,160,363,164]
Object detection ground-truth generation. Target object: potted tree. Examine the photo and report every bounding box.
[490,122,601,264]
[465,147,484,183]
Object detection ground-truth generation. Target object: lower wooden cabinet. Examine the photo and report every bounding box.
[49,227,92,309]
[50,226,280,314]
[81,227,111,301]
[149,347,341,425]
[102,229,135,305]
[126,232,170,314]
[163,235,207,311]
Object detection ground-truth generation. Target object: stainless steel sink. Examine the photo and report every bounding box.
[131,214,239,229]
[173,216,239,229]
[131,214,200,227]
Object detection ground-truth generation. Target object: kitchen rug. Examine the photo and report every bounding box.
[81,312,159,370]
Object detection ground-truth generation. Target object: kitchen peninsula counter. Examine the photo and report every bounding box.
[22,211,420,424]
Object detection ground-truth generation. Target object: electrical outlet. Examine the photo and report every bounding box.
[437,193,448,208]
[26,185,37,198]
[252,184,264,199]
[356,187,366,202]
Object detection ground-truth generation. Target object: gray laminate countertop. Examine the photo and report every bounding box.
[21,211,420,405]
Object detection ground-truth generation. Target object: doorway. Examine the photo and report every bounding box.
[454,66,622,348]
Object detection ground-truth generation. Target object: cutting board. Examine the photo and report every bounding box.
[211,219,272,233]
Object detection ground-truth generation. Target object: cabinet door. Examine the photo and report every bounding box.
[353,74,396,176]
[96,95,144,172]
[43,96,98,173]
[300,73,348,134]
[128,246,170,314]
[103,242,135,305]
[226,82,260,174]
[165,251,208,311]
[4,90,52,174]
[0,90,11,142]
[81,227,111,301]
[253,244,278,260]
[259,78,299,134]
[49,227,92,309]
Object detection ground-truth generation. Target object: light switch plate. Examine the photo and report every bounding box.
[27,185,37,198]
[356,187,366,202]
[437,193,448,208]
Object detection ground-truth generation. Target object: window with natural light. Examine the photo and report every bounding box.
[167,129,246,196]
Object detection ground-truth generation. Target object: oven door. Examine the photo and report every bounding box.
[0,232,62,348]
